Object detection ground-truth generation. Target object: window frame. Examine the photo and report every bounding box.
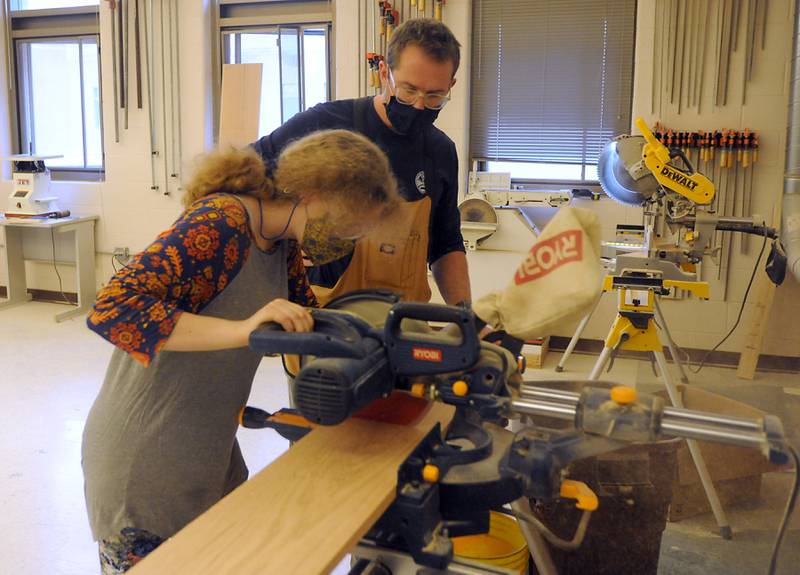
[212,0,334,142]
[220,23,332,124]
[7,3,104,181]
[469,0,637,187]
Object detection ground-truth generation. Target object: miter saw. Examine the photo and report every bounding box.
[243,290,796,575]
[598,118,786,286]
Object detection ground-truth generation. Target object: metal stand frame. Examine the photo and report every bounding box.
[587,280,732,539]
[557,283,691,384]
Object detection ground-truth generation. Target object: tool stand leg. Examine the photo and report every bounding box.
[588,346,613,381]
[511,498,558,575]
[654,298,690,383]
[556,292,602,373]
[653,351,732,539]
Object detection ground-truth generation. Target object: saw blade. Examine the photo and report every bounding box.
[597,136,659,206]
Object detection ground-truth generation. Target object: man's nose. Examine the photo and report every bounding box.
[413,96,426,110]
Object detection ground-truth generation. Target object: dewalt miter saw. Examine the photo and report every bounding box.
[598,118,786,286]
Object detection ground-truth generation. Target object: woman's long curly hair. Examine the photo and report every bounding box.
[183,130,400,221]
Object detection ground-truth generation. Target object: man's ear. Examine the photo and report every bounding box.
[378,60,390,88]
[450,77,457,89]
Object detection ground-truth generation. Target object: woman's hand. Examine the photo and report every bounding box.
[243,298,314,335]
[163,299,314,353]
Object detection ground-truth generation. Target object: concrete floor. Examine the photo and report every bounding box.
[0,301,798,574]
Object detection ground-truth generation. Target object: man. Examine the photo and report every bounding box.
[252,18,470,306]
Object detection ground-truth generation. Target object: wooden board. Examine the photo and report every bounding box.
[737,203,781,380]
[218,63,262,150]
[736,268,776,379]
[132,399,455,575]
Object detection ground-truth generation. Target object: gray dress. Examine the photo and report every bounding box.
[82,241,287,541]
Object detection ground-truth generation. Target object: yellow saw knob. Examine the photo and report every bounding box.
[610,386,638,405]
[423,464,440,483]
[410,383,426,398]
[452,380,469,397]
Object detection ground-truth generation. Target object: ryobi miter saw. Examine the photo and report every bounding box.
[242,290,796,575]
[598,118,786,286]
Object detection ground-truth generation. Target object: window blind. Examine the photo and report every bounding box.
[470,0,636,166]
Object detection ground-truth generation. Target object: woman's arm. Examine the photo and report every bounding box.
[162,297,313,352]
[88,196,255,365]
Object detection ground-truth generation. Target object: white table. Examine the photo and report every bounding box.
[0,215,98,322]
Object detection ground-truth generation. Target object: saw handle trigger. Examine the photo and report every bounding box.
[249,309,373,359]
[635,117,671,165]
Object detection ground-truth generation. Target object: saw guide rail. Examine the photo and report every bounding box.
[134,289,797,575]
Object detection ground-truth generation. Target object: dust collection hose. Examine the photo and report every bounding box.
[513,384,798,575]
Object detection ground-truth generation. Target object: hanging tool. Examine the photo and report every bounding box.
[117,0,126,118]
[697,0,711,113]
[3,0,12,97]
[686,0,696,111]
[168,0,176,180]
[674,0,685,110]
[159,0,170,195]
[134,0,142,108]
[652,0,662,115]
[170,0,182,184]
[434,0,444,21]
[144,0,158,193]
[123,0,129,129]
[386,9,399,40]
[107,0,120,143]
[379,1,391,56]
[742,129,753,254]
[366,53,381,88]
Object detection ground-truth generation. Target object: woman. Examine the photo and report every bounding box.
[83,130,399,574]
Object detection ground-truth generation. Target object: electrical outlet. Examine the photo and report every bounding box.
[113,247,131,263]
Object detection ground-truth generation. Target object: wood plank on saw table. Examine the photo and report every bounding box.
[132,398,455,575]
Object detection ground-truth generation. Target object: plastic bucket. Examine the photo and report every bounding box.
[452,511,529,574]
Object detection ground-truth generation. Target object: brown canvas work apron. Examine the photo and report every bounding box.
[312,196,433,306]
[284,197,433,377]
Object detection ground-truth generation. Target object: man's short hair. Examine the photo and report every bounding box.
[386,18,461,76]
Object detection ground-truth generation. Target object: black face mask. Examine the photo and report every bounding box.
[385,96,440,136]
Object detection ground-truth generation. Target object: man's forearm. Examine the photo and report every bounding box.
[431,251,472,305]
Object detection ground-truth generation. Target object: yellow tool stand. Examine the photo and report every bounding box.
[587,275,708,380]
[587,274,733,539]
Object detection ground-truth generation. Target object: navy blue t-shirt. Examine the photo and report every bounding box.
[251,97,465,288]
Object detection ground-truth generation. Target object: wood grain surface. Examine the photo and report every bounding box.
[132,398,455,575]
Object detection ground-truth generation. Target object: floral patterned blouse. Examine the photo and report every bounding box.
[87,194,317,366]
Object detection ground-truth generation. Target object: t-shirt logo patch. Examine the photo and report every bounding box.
[415,171,426,195]
[514,230,583,285]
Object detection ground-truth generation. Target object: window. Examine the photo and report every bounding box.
[8,3,103,178]
[470,0,636,183]
[12,0,98,9]
[222,26,331,137]
[217,0,333,138]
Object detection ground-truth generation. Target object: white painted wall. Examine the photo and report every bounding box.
[450,0,800,359]
[0,2,213,293]
[1,1,797,358]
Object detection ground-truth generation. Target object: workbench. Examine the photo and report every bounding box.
[0,215,98,322]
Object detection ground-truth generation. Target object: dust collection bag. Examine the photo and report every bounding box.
[473,207,603,340]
